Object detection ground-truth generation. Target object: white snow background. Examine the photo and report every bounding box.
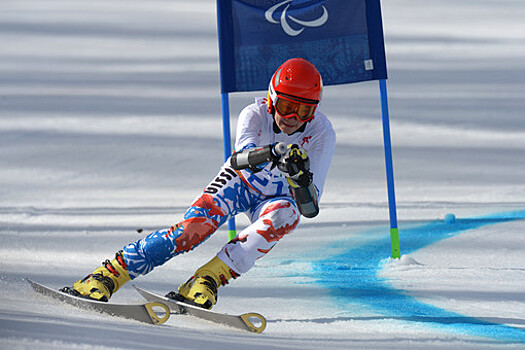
[1,0,524,349]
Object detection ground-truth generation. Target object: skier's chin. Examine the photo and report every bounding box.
[276,115,302,134]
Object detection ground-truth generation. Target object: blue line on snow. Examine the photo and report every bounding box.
[311,210,525,343]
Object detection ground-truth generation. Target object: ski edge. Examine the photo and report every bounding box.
[27,279,170,325]
[132,285,267,333]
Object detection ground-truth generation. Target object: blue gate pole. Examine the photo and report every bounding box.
[379,79,400,259]
[221,92,237,240]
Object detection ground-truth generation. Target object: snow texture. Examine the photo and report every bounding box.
[1,0,524,349]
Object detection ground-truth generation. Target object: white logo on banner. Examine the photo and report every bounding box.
[265,0,328,37]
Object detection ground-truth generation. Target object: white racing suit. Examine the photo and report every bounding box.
[123,98,336,278]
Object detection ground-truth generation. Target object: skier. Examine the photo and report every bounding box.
[62,58,336,310]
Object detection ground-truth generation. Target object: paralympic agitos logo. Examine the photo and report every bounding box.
[265,0,329,37]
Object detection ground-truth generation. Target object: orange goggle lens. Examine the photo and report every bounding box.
[274,98,316,122]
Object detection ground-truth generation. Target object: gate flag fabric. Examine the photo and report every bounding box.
[217,0,388,93]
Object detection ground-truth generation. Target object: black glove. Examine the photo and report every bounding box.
[277,144,312,188]
[278,144,319,218]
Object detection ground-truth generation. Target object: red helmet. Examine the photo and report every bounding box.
[268,58,323,119]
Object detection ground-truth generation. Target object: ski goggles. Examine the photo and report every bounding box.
[274,97,317,122]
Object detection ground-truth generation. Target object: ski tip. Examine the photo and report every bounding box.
[27,278,46,292]
[132,284,153,300]
[132,284,147,294]
[240,312,267,333]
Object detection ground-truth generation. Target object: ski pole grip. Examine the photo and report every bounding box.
[231,142,286,170]
[272,142,287,157]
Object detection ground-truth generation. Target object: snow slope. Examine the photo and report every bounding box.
[1,0,524,349]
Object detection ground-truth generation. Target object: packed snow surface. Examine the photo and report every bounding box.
[1,0,524,349]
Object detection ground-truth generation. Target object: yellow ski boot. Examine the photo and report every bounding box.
[61,250,130,302]
[170,256,239,310]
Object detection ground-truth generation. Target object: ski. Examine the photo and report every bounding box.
[28,279,170,325]
[133,285,267,333]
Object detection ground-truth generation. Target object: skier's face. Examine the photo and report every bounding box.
[274,112,304,135]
